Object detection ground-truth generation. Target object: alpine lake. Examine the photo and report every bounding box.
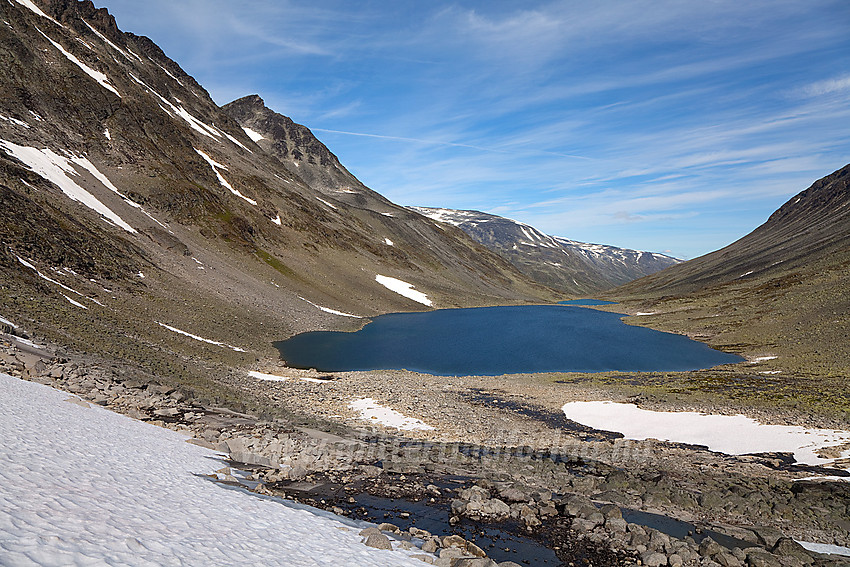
[274,301,743,376]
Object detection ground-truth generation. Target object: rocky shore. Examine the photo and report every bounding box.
[2,334,849,567]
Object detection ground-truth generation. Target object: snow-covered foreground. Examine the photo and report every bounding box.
[349,398,434,431]
[0,374,427,566]
[562,401,850,467]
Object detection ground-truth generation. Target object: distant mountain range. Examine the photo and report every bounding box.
[408,207,681,294]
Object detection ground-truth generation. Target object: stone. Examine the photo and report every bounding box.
[411,555,436,565]
[599,503,623,520]
[605,517,628,533]
[460,485,490,502]
[745,550,782,567]
[152,407,179,417]
[422,538,439,553]
[770,538,813,564]
[453,559,497,567]
[640,550,667,567]
[751,527,785,549]
[438,547,466,561]
[359,527,382,537]
[441,535,469,550]
[499,487,529,502]
[700,537,724,558]
[363,533,393,550]
[669,553,684,567]
[715,551,743,567]
[378,522,400,533]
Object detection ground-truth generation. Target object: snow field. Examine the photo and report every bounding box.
[248,371,332,384]
[375,275,432,306]
[562,401,850,467]
[0,374,428,566]
[349,398,434,431]
[0,140,136,233]
[194,148,258,205]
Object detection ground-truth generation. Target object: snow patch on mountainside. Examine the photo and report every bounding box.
[194,148,257,205]
[157,322,246,352]
[298,296,361,318]
[0,140,136,233]
[242,126,264,142]
[375,275,432,306]
[39,29,121,97]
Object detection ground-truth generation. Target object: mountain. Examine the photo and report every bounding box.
[613,164,850,377]
[0,0,556,395]
[408,207,681,294]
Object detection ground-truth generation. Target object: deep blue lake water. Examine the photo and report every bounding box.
[274,304,743,376]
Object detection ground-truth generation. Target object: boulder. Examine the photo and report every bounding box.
[363,533,393,550]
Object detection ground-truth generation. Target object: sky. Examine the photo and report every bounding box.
[96,0,849,259]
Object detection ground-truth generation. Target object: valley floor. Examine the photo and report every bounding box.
[2,332,850,566]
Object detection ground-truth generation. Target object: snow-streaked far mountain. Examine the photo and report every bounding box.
[409,207,681,294]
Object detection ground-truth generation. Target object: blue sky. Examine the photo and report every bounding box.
[97,0,849,259]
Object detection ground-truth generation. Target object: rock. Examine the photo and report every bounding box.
[441,535,469,550]
[467,498,510,519]
[715,551,743,567]
[745,549,782,567]
[599,503,623,520]
[770,538,813,563]
[153,407,179,417]
[422,538,439,553]
[751,527,785,549]
[640,551,667,567]
[700,537,724,557]
[669,553,684,567]
[409,527,432,539]
[359,527,382,537]
[438,547,466,561]
[363,533,393,550]
[460,485,490,502]
[606,517,628,532]
[497,563,522,567]
[560,493,594,516]
[378,522,400,534]
[453,559,497,567]
[465,541,487,558]
[411,554,436,565]
[499,487,529,502]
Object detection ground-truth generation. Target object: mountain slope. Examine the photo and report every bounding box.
[409,207,680,294]
[612,164,850,378]
[0,0,556,397]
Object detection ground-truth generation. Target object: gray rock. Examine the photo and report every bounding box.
[715,551,743,567]
[751,527,785,548]
[453,559,497,567]
[363,533,393,550]
[599,503,623,520]
[640,550,667,567]
[771,538,813,563]
[460,485,490,502]
[422,538,439,553]
[745,549,781,567]
[378,522,400,533]
[700,537,724,557]
[359,527,382,537]
[669,553,684,567]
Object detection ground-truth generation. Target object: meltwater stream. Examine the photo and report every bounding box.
[275,303,743,376]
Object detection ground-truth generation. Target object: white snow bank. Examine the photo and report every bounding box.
[130,74,221,140]
[562,401,850,467]
[0,315,17,328]
[61,294,87,309]
[0,373,427,566]
[384,238,394,246]
[317,196,338,210]
[349,398,434,431]
[749,355,778,363]
[248,371,331,384]
[82,20,140,62]
[242,126,264,142]
[195,148,258,205]
[375,275,432,306]
[156,322,246,352]
[299,296,361,318]
[0,113,30,128]
[13,0,61,26]
[39,29,120,97]
[796,541,850,557]
[0,140,136,233]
